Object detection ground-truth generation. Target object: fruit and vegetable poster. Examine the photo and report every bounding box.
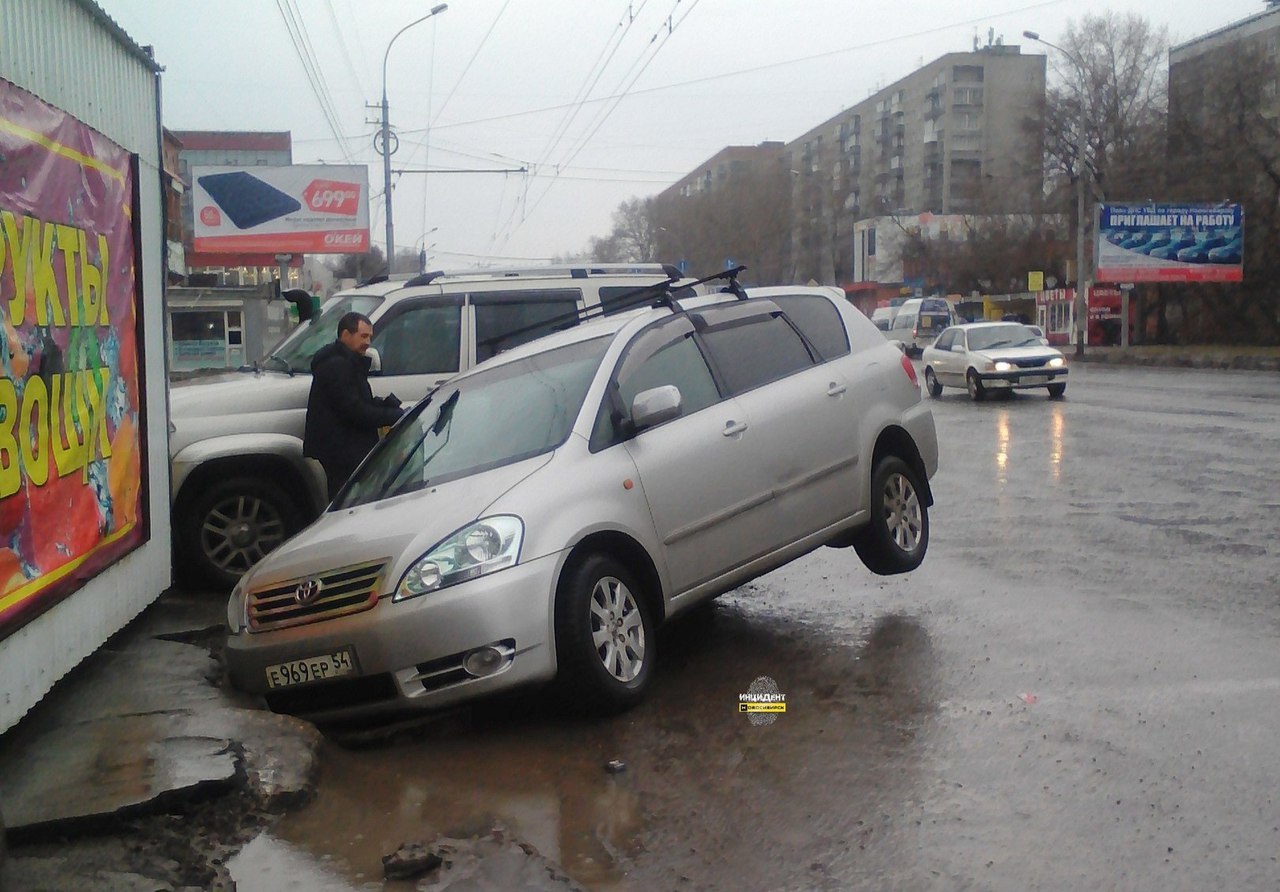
[0,77,146,639]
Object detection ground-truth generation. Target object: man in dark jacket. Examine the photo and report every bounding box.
[303,312,404,500]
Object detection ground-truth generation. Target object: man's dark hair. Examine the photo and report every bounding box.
[337,312,372,336]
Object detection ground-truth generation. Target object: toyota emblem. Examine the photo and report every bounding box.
[294,578,323,604]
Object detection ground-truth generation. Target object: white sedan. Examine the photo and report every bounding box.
[921,322,1068,401]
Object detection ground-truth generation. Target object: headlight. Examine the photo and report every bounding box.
[226,580,248,633]
[994,361,1012,372]
[395,516,523,601]
[1047,356,1065,368]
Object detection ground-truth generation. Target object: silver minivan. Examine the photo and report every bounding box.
[169,264,690,588]
[224,285,939,721]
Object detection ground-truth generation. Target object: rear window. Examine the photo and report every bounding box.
[770,294,850,361]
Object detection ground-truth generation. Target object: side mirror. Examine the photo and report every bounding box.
[366,347,382,375]
[951,343,965,352]
[631,385,682,432]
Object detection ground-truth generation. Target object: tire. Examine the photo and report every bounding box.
[924,367,943,398]
[1047,382,1066,398]
[176,476,304,590]
[966,370,985,402]
[853,456,929,576]
[554,554,655,714]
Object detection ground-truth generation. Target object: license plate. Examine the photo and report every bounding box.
[265,648,357,689]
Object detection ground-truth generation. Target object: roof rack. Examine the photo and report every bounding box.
[399,262,681,288]
[473,264,754,356]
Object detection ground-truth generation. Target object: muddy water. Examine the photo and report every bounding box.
[230,591,941,891]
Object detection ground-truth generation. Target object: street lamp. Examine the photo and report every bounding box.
[379,3,448,275]
[1024,29,1089,357]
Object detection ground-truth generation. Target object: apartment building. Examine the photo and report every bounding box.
[1169,3,1280,155]
[784,42,1045,285]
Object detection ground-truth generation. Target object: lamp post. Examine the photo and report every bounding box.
[1024,30,1089,357]
[380,3,448,275]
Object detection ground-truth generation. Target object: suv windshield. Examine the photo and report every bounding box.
[259,294,384,373]
[335,335,612,508]
[968,324,1040,351]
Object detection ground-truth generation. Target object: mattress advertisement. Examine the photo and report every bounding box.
[1095,203,1243,283]
[0,77,146,638]
[192,164,370,254]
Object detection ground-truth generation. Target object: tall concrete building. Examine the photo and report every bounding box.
[1169,3,1280,150]
[784,42,1045,285]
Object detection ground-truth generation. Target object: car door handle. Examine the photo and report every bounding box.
[827,382,847,397]
[722,420,748,437]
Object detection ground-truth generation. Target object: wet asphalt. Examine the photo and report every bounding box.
[227,362,1280,891]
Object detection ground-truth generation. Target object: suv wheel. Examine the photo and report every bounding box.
[924,367,943,398]
[853,456,929,575]
[554,554,654,714]
[177,476,302,589]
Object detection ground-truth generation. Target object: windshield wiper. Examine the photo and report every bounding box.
[261,354,295,376]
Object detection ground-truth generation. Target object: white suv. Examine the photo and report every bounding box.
[169,264,691,588]
[223,284,939,721]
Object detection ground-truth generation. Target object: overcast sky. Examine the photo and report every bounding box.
[100,0,1264,270]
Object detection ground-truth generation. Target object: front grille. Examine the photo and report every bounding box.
[1013,357,1050,368]
[264,672,398,715]
[248,559,388,632]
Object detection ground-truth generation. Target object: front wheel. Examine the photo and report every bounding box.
[1047,382,1067,398]
[176,476,303,590]
[924,367,943,398]
[853,456,929,576]
[966,370,985,402]
[554,554,655,714]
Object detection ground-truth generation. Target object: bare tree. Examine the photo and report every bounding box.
[325,245,387,283]
[1043,13,1170,203]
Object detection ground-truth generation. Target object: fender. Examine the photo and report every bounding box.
[170,433,325,508]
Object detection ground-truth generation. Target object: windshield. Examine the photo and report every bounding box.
[967,324,1041,351]
[259,294,384,373]
[335,335,612,509]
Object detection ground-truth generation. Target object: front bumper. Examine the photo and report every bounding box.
[976,367,1068,389]
[225,551,563,722]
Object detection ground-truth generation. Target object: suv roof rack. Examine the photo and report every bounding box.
[475,266,752,356]
[399,262,681,288]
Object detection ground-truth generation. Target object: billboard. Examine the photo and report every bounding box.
[192,164,370,254]
[1096,203,1243,283]
[0,77,146,638]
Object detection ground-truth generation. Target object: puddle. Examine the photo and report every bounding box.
[230,601,939,890]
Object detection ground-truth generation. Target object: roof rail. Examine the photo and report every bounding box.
[391,263,680,288]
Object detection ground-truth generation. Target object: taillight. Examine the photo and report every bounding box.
[900,352,919,387]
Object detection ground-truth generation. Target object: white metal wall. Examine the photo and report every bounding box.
[0,0,172,733]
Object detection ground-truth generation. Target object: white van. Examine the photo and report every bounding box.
[169,264,692,587]
[886,297,955,357]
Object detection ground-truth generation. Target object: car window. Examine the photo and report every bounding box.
[698,311,814,396]
[590,318,720,450]
[338,335,612,507]
[967,324,1041,351]
[598,284,695,316]
[891,312,916,331]
[769,294,850,361]
[372,297,461,375]
[473,289,581,362]
[264,294,384,372]
[934,329,957,350]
